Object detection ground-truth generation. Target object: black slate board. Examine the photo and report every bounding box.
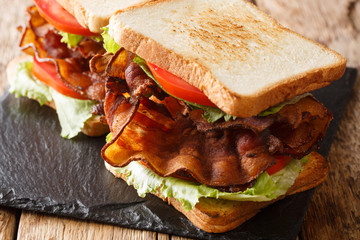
[0,68,357,240]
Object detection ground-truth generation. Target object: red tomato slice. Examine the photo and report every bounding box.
[147,61,217,107]
[34,0,95,36]
[266,156,292,175]
[32,57,87,100]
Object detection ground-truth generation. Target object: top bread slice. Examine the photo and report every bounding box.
[56,0,154,33]
[108,0,346,117]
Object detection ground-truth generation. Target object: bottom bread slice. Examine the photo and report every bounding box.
[105,152,329,233]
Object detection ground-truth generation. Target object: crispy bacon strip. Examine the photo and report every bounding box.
[90,53,113,75]
[104,78,138,136]
[102,100,275,187]
[272,96,332,157]
[102,95,332,187]
[20,6,106,101]
[55,58,105,101]
[78,39,105,59]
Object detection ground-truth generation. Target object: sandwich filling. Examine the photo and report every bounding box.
[20,6,106,101]
[106,144,309,211]
[11,4,109,138]
[93,45,332,207]
[10,60,99,138]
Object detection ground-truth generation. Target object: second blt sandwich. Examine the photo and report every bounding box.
[7,0,152,138]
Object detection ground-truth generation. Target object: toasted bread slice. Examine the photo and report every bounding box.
[108,0,346,117]
[56,0,154,33]
[105,152,329,233]
[6,55,109,137]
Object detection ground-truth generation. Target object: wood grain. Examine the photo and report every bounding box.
[172,237,193,240]
[157,233,170,240]
[0,208,18,240]
[301,94,360,239]
[256,0,360,69]
[256,1,360,239]
[17,211,157,240]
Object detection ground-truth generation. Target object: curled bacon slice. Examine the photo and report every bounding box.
[102,94,332,187]
[272,96,332,157]
[90,53,113,75]
[19,6,106,101]
[55,58,105,101]
[90,48,166,102]
[104,78,139,136]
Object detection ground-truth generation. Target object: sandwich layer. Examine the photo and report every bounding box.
[105,152,329,233]
[101,73,332,189]
[57,0,153,33]
[109,0,346,117]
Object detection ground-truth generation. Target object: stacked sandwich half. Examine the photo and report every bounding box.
[99,0,346,233]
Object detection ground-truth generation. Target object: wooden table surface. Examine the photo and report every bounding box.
[1,0,359,239]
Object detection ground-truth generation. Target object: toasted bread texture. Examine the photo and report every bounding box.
[106,152,329,233]
[56,0,154,33]
[6,55,109,137]
[109,0,346,117]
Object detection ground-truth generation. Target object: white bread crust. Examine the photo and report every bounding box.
[109,0,346,117]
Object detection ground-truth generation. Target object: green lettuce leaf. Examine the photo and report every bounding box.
[106,132,113,143]
[108,156,307,211]
[133,56,156,82]
[186,102,236,123]
[9,61,52,105]
[267,156,308,199]
[59,31,84,48]
[9,60,97,139]
[91,35,104,42]
[101,26,121,54]
[258,93,312,117]
[50,89,96,139]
